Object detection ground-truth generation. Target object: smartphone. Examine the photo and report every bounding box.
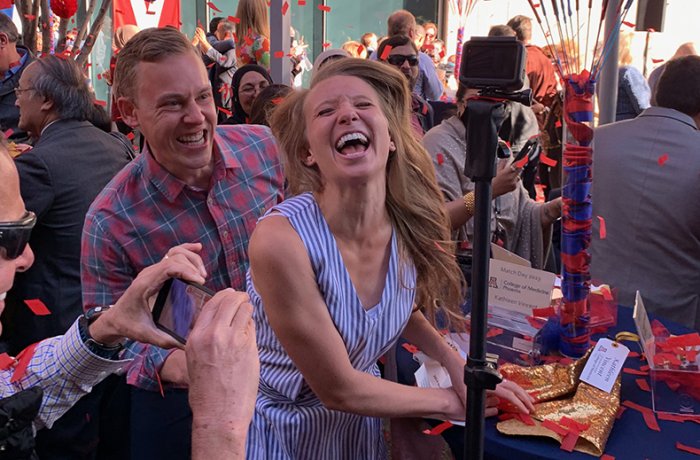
[151,278,215,345]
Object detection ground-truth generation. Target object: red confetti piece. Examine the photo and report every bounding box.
[274,50,285,58]
[401,343,419,354]
[666,332,700,347]
[281,1,289,15]
[218,107,232,117]
[96,73,102,80]
[11,342,39,383]
[24,299,51,316]
[560,431,579,452]
[126,132,135,141]
[95,100,107,107]
[622,400,660,431]
[436,153,444,165]
[245,35,254,46]
[601,455,615,460]
[318,4,331,12]
[422,421,453,435]
[271,97,284,105]
[560,416,589,432]
[0,353,15,370]
[421,103,428,115]
[623,367,648,376]
[539,153,558,167]
[322,42,331,48]
[515,155,529,168]
[380,45,393,61]
[227,15,240,24]
[298,0,306,4]
[517,413,535,426]
[3,128,13,139]
[616,406,626,419]
[657,153,669,166]
[532,306,556,318]
[542,419,568,436]
[487,327,503,338]
[635,378,651,392]
[622,21,636,28]
[676,442,700,456]
[155,368,165,398]
[651,58,664,64]
[658,413,700,424]
[207,1,222,12]
[526,316,546,329]
[357,44,364,55]
[597,216,607,240]
[628,351,640,358]
[24,14,36,20]
[600,285,613,301]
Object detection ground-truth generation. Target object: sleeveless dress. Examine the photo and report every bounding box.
[245,193,416,459]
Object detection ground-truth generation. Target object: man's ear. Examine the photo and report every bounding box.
[40,96,54,113]
[0,33,9,47]
[116,97,140,129]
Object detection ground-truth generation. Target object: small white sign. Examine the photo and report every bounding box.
[580,338,629,393]
[487,258,556,315]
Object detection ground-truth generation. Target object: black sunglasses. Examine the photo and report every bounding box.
[0,211,36,259]
[387,54,419,67]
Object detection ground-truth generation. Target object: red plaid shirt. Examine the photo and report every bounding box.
[81,124,284,390]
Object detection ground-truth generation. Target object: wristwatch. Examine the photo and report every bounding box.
[78,306,124,359]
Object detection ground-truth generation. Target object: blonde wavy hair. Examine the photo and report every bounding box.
[235,0,270,48]
[270,58,466,327]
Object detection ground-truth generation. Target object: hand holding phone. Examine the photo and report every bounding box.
[152,278,215,344]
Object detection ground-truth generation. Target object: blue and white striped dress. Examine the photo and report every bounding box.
[245,192,416,459]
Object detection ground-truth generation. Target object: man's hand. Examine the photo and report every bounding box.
[88,243,208,350]
[188,289,259,459]
[492,160,520,198]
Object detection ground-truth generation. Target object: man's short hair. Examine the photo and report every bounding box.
[0,13,19,43]
[114,27,197,101]
[377,35,417,62]
[387,10,416,37]
[507,15,532,42]
[209,17,223,34]
[655,55,700,117]
[217,20,235,35]
[489,25,516,37]
[32,56,93,121]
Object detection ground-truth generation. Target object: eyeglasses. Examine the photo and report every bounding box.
[387,55,419,67]
[240,81,270,96]
[0,211,36,259]
[14,86,35,96]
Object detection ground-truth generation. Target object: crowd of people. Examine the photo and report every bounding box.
[0,4,698,460]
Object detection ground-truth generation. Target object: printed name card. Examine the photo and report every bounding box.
[487,258,556,315]
[580,338,629,393]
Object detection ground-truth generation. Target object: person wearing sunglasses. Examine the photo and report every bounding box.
[377,35,434,137]
[0,147,259,459]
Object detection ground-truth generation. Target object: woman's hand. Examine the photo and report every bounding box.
[493,160,521,198]
[541,197,563,227]
[488,379,536,414]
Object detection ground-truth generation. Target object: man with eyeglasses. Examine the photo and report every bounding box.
[0,146,260,459]
[377,35,434,136]
[0,14,34,145]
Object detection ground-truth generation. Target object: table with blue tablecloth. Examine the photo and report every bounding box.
[482,305,700,459]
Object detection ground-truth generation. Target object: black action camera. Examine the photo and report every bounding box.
[459,36,527,93]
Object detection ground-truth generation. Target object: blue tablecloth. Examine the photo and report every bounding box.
[483,306,700,459]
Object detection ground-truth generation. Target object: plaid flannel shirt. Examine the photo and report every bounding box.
[0,319,128,430]
[81,125,284,391]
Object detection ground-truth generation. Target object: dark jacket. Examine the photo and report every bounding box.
[2,120,131,354]
[0,46,34,144]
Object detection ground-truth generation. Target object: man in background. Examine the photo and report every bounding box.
[591,56,700,331]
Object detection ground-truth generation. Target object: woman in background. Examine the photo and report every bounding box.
[235,0,271,70]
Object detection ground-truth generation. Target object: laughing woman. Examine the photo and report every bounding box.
[246,59,533,459]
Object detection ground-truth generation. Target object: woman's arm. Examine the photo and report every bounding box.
[402,310,534,414]
[248,215,465,421]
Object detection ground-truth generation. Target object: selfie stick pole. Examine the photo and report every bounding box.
[461,98,508,460]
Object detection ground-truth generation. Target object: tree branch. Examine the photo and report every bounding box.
[76,0,111,66]
[40,0,51,55]
[72,0,99,59]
